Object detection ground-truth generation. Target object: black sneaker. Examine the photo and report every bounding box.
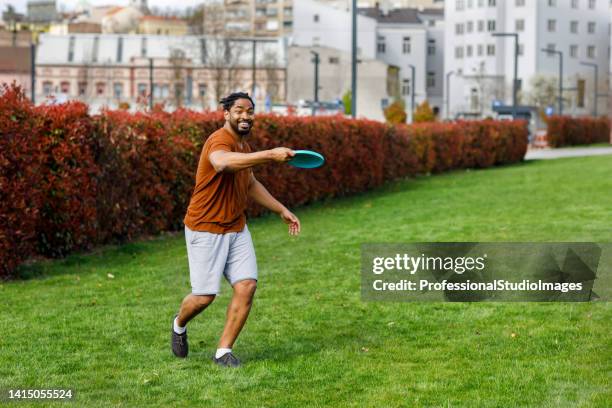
[171,314,188,358]
[213,352,240,368]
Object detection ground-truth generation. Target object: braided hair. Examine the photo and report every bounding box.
[219,92,255,111]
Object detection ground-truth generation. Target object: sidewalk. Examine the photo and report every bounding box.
[525,146,612,160]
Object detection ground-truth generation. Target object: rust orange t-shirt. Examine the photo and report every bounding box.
[184,128,252,234]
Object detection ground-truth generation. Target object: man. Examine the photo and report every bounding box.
[171,92,300,368]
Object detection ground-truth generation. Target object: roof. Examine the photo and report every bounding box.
[358,7,421,24]
[0,46,31,72]
[140,15,186,23]
[419,8,444,16]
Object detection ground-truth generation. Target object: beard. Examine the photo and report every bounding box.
[230,118,252,136]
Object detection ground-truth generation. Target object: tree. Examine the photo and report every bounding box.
[384,99,407,124]
[413,101,436,123]
[342,90,351,115]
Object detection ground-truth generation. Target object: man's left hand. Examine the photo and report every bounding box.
[280,209,301,236]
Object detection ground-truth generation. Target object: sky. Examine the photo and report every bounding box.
[1,0,207,15]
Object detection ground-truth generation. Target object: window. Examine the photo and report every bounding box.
[587,22,595,33]
[587,45,596,58]
[547,19,556,32]
[427,39,436,55]
[570,44,578,58]
[116,37,123,63]
[515,19,524,31]
[478,20,484,32]
[548,0,556,6]
[487,20,496,32]
[477,44,483,56]
[141,37,147,57]
[468,0,473,7]
[402,78,410,95]
[403,36,411,54]
[198,83,207,97]
[588,0,595,8]
[313,14,319,22]
[377,35,386,53]
[42,81,53,95]
[546,44,556,56]
[455,46,464,58]
[570,21,578,33]
[92,36,99,62]
[113,83,123,99]
[153,84,169,98]
[577,79,585,107]
[456,23,464,35]
[78,82,87,96]
[96,82,105,96]
[329,57,339,64]
[515,0,525,5]
[456,0,465,11]
[466,45,473,57]
[138,83,147,96]
[60,81,70,94]
[488,0,496,5]
[427,72,435,88]
[487,44,495,55]
[518,44,524,55]
[478,0,484,6]
[200,39,207,64]
[467,21,473,33]
[571,0,578,8]
[68,36,75,62]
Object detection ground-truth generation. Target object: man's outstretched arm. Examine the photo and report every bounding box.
[248,174,300,236]
[210,148,294,173]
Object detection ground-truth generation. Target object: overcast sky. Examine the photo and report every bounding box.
[1,0,207,14]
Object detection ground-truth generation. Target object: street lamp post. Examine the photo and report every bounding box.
[351,0,357,118]
[445,71,454,120]
[408,64,415,123]
[580,61,600,116]
[310,51,320,116]
[148,58,154,110]
[30,42,36,104]
[492,32,519,119]
[540,48,563,115]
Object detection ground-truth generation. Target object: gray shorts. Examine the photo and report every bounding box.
[185,225,258,295]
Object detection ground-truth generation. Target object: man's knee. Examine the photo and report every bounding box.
[233,279,257,298]
[192,294,216,310]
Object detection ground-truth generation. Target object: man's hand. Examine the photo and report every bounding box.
[269,147,295,163]
[280,209,300,236]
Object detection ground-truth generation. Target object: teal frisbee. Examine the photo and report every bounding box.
[288,150,325,169]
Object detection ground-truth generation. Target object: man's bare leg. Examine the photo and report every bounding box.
[218,279,257,349]
[176,294,216,327]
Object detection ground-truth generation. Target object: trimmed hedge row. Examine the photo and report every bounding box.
[0,84,528,278]
[546,116,610,147]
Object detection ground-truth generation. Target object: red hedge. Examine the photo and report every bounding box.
[0,84,528,278]
[546,116,611,147]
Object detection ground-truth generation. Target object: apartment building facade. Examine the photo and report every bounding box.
[444,0,611,119]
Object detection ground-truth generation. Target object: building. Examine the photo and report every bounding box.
[48,22,102,35]
[101,6,143,34]
[293,0,444,121]
[320,0,444,10]
[27,0,58,24]
[138,16,188,36]
[202,0,293,37]
[34,33,286,112]
[287,45,396,121]
[444,0,611,119]
[0,44,32,97]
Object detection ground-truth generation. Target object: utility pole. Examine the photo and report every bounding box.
[30,42,36,104]
[148,58,154,110]
[408,64,415,123]
[492,32,519,119]
[251,39,256,98]
[445,71,454,120]
[310,51,320,116]
[541,48,563,115]
[351,0,357,118]
[580,61,603,116]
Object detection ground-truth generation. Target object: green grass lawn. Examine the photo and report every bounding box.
[1,156,611,407]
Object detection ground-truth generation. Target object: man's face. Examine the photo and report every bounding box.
[225,98,255,136]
